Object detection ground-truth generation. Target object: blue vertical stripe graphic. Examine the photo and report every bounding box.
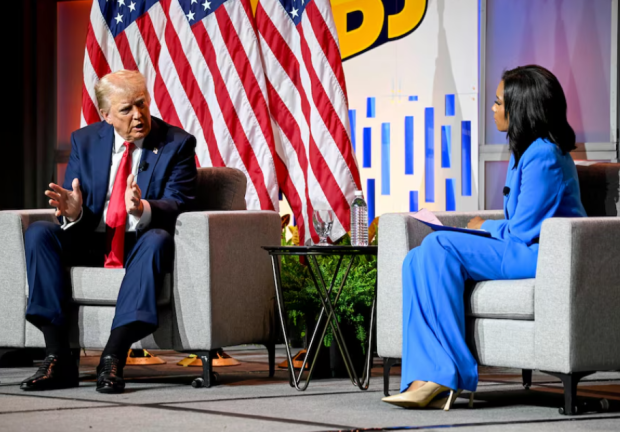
[278,190,283,201]
[408,95,418,101]
[381,123,390,195]
[366,97,376,118]
[348,109,356,152]
[409,191,419,212]
[441,125,451,168]
[363,127,372,168]
[405,116,414,175]
[445,94,455,116]
[462,121,472,196]
[367,179,376,225]
[446,179,456,211]
[425,108,435,202]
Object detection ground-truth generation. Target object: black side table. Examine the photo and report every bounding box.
[262,245,378,391]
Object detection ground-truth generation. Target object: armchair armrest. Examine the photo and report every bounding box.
[377,210,504,358]
[172,210,281,351]
[535,217,620,373]
[0,210,57,347]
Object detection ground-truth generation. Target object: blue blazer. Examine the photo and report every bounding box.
[481,138,586,277]
[63,117,197,236]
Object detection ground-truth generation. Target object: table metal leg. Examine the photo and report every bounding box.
[308,255,376,390]
[307,255,355,382]
[270,254,346,390]
[269,252,377,391]
[296,255,347,381]
[269,255,307,390]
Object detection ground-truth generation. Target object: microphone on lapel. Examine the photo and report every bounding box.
[503,186,510,196]
[139,161,149,172]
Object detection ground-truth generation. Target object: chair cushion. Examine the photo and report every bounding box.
[465,279,535,320]
[70,267,171,306]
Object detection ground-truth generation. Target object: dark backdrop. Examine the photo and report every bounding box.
[3,0,57,211]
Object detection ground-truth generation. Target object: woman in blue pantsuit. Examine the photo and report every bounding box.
[383,65,587,409]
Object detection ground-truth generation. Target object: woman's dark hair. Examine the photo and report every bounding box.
[501,65,576,166]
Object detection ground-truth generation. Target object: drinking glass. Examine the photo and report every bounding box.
[312,209,334,246]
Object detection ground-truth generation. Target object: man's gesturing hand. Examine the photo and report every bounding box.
[45,178,83,221]
[126,174,144,217]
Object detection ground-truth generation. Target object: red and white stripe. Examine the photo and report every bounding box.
[81,0,280,211]
[256,0,361,244]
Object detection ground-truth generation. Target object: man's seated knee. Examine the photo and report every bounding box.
[139,228,174,252]
[25,221,61,244]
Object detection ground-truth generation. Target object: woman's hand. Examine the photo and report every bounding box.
[467,216,485,230]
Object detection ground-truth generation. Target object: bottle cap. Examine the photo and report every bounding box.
[354,190,363,196]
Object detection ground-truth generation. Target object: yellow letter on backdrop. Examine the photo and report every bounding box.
[387,0,427,39]
[332,0,385,60]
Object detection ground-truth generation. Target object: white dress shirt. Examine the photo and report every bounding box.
[62,130,152,231]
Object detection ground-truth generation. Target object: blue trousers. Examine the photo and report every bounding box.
[401,231,537,392]
[25,221,174,331]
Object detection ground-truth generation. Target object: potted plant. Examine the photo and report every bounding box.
[278,217,378,378]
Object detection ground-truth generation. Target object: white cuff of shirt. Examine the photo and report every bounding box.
[61,209,83,230]
[131,199,152,231]
[62,200,152,232]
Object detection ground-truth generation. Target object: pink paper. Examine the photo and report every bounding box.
[411,208,443,226]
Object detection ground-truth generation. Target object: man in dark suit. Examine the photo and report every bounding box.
[20,70,197,394]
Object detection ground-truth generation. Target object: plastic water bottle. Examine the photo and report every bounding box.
[350,190,368,246]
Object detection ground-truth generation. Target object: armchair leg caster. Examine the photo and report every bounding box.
[383,357,400,397]
[264,343,276,378]
[542,370,594,415]
[522,369,532,390]
[192,373,219,388]
[192,349,219,388]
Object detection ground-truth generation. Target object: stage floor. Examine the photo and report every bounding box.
[1,346,619,431]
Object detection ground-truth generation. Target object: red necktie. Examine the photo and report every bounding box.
[104,142,135,268]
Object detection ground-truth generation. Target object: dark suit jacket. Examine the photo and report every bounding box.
[63,117,197,236]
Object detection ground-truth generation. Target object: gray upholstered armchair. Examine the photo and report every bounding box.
[377,163,620,415]
[0,167,281,388]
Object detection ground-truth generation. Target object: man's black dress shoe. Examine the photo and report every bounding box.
[20,354,79,391]
[96,355,126,394]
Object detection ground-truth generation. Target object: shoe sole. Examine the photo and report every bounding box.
[96,385,125,394]
[20,381,79,391]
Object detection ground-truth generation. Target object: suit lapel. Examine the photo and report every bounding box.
[504,155,517,220]
[137,120,163,198]
[94,124,114,212]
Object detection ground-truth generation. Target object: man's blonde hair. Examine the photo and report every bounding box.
[94,70,150,113]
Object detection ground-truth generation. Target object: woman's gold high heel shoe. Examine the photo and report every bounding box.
[427,389,462,410]
[381,382,451,408]
[427,390,475,411]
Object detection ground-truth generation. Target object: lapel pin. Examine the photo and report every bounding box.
[153,148,158,155]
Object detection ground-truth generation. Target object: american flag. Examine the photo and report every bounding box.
[81,0,280,211]
[256,0,361,244]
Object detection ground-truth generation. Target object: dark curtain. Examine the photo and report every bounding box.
[2,0,56,210]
